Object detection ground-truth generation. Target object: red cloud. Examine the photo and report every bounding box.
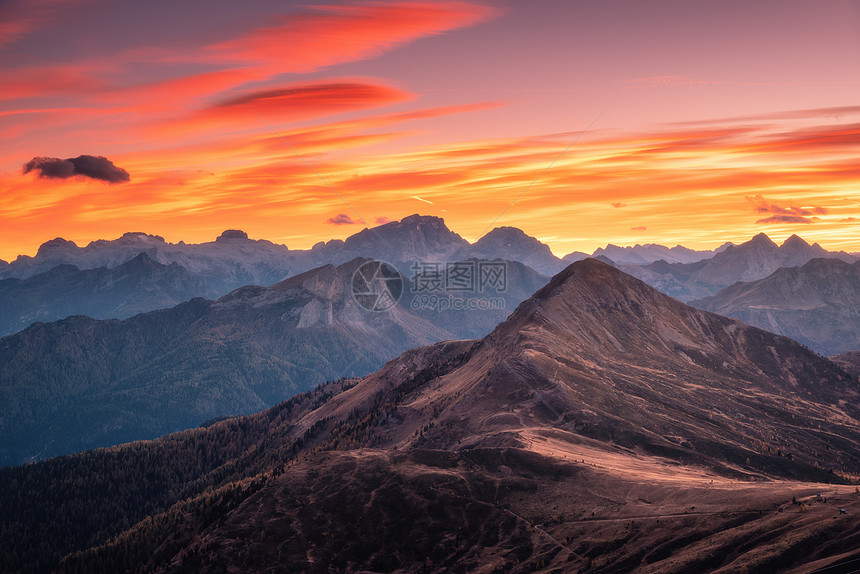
[151,80,413,137]
[749,194,828,224]
[0,65,106,102]
[630,226,647,231]
[210,2,497,74]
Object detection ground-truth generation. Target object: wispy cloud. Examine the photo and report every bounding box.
[749,194,827,224]
[208,1,498,74]
[327,213,360,225]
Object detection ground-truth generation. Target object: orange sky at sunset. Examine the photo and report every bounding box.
[2,0,860,261]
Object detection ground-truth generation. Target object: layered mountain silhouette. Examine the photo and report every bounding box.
[628,233,856,300]
[6,217,854,346]
[588,242,731,265]
[1,230,296,293]
[0,252,211,337]
[3,259,858,573]
[0,258,445,466]
[0,216,563,330]
[692,258,860,355]
[460,226,566,275]
[319,213,469,264]
[0,256,546,467]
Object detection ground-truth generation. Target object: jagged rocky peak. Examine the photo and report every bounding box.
[782,233,809,248]
[341,213,468,262]
[398,213,446,227]
[216,229,250,242]
[374,214,457,237]
[746,232,778,247]
[118,232,166,243]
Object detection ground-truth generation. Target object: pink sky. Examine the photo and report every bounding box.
[2,0,860,260]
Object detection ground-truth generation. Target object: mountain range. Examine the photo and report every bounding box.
[587,242,732,265]
[626,233,856,301]
[0,215,567,286]
[3,217,855,342]
[692,257,860,355]
[0,252,212,337]
[0,256,546,467]
[0,216,561,333]
[2,259,858,573]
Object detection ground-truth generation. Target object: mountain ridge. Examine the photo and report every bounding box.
[3,258,860,573]
[0,255,547,466]
[0,252,212,337]
[691,257,860,355]
[627,233,856,300]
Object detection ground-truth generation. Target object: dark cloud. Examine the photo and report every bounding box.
[374,216,392,225]
[749,194,827,224]
[630,226,646,231]
[23,155,130,183]
[611,202,626,208]
[756,215,814,224]
[327,213,358,225]
[841,217,857,222]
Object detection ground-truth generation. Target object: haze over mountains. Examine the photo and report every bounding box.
[625,233,856,301]
[2,216,856,342]
[0,215,566,286]
[692,257,860,355]
[586,242,732,265]
[0,256,545,467]
[0,253,211,337]
[3,259,858,573]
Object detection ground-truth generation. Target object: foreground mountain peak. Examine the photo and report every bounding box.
[492,257,693,353]
[532,257,663,306]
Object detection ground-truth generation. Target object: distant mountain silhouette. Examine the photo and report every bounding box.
[1,230,296,294]
[628,233,856,300]
[0,253,211,337]
[4,259,858,573]
[692,257,860,355]
[561,249,590,263]
[0,217,559,331]
[460,226,566,275]
[590,242,731,265]
[1,215,553,292]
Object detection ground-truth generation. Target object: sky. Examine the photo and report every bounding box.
[2,0,860,261]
